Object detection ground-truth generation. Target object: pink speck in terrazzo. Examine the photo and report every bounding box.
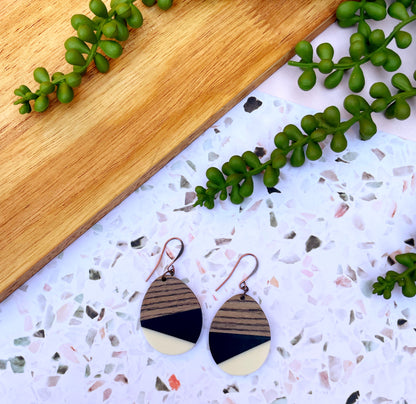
[47,376,60,387]
[24,315,32,331]
[334,276,352,288]
[196,260,206,274]
[390,201,397,217]
[28,341,41,354]
[59,344,79,363]
[334,203,349,218]
[301,269,314,278]
[319,370,330,389]
[56,303,73,322]
[225,249,236,259]
[352,214,365,230]
[103,388,112,401]
[43,284,51,291]
[114,374,128,384]
[270,276,279,288]
[88,380,105,392]
[111,351,127,358]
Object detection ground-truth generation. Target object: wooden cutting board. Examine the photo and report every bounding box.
[0,0,342,301]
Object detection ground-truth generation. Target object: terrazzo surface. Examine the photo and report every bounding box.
[1,88,415,403]
[2,18,416,404]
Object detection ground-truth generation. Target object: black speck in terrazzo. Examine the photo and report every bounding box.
[254,147,266,158]
[306,235,321,252]
[204,248,220,258]
[335,157,349,164]
[387,256,395,266]
[52,352,60,361]
[362,171,375,180]
[89,269,101,280]
[276,347,291,358]
[290,330,303,345]
[375,335,384,343]
[98,308,105,321]
[173,205,195,213]
[397,319,408,328]
[129,291,140,303]
[33,329,45,338]
[131,236,148,249]
[155,376,170,391]
[346,391,360,404]
[349,310,355,325]
[338,192,348,201]
[405,238,415,246]
[243,96,262,113]
[86,305,98,319]
[214,128,220,133]
[57,365,68,374]
[215,238,232,246]
[223,384,239,394]
[267,187,281,194]
[284,231,296,239]
[109,335,120,347]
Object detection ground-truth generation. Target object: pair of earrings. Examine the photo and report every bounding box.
[139,237,271,376]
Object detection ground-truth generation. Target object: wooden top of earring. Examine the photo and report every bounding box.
[140,276,201,321]
[210,294,271,337]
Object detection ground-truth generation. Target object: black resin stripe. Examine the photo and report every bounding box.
[141,308,203,343]
[209,332,271,364]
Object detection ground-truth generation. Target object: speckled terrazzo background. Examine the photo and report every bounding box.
[1,21,416,404]
[1,88,415,403]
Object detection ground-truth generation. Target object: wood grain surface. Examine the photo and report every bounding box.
[0,0,343,301]
[210,294,270,337]
[140,276,201,321]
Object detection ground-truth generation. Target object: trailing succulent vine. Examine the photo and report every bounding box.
[373,253,416,298]
[13,0,172,114]
[194,0,416,298]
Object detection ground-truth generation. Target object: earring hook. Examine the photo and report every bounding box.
[145,237,185,282]
[215,253,259,294]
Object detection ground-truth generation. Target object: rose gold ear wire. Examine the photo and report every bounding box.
[215,253,259,295]
[145,237,185,282]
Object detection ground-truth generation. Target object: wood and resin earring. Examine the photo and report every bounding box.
[140,237,203,355]
[209,253,271,376]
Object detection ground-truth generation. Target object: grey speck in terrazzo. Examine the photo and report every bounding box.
[131,236,148,249]
[9,356,25,373]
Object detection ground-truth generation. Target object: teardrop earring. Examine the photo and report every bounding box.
[209,253,271,376]
[139,237,203,355]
